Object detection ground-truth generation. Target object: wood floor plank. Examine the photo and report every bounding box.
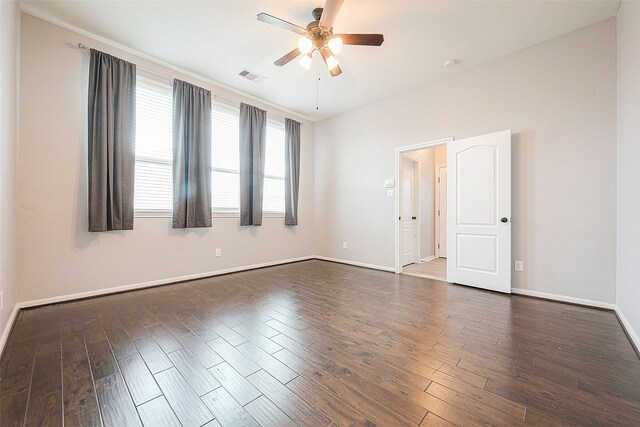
[61,331,101,427]
[0,370,33,427]
[244,396,297,427]
[24,336,63,427]
[272,347,324,377]
[2,260,639,427]
[133,335,173,374]
[200,387,259,427]
[237,341,298,384]
[118,353,162,406]
[436,363,488,389]
[324,363,427,425]
[208,362,261,406]
[100,313,138,360]
[118,312,150,342]
[307,369,414,427]
[232,324,283,354]
[210,323,248,347]
[137,396,181,427]
[95,373,142,427]
[176,332,223,369]
[166,348,221,396]
[147,324,183,354]
[154,367,214,426]
[208,337,259,376]
[247,369,332,426]
[286,375,376,427]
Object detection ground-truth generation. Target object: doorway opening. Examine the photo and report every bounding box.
[395,138,451,281]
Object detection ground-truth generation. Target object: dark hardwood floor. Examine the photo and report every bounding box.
[1,260,639,426]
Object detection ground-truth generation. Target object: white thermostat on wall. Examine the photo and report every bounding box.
[384,179,395,188]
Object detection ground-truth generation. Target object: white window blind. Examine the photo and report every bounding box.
[264,118,286,213]
[134,77,173,211]
[211,103,240,211]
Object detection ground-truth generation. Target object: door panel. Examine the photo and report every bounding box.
[457,146,496,225]
[447,130,511,293]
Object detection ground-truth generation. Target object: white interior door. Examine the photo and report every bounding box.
[446,130,511,293]
[436,165,447,258]
[400,158,416,266]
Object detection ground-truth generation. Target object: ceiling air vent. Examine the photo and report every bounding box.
[238,69,267,84]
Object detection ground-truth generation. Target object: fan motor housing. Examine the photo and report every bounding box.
[306,8,333,49]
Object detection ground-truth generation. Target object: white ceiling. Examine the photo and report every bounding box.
[20,1,619,121]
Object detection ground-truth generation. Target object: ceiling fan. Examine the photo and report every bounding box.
[257,0,384,77]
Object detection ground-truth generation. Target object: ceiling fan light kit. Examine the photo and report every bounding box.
[299,54,313,70]
[297,37,313,55]
[257,0,384,77]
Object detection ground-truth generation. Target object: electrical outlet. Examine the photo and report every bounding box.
[342,242,348,249]
[215,248,222,257]
[515,260,524,272]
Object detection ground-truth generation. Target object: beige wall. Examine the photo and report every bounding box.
[17,14,315,303]
[315,19,617,303]
[0,0,20,342]
[616,2,640,343]
[434,145,447,167]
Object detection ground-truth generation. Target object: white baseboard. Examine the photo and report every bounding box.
[420,256,436,263]
[511,287,617,310]
[4,258,637,360]
[17,256,315,310]
[0,304,20,358]
[614,306,640,355]
[313,256,395,273]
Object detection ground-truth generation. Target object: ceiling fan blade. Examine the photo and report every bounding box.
[274,48,302,66]
[319,0,344,29]
[257,13,305,35]
[320,48,342,77]
[337,34,384,46]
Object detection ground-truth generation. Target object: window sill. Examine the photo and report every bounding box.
[134,211,285,219]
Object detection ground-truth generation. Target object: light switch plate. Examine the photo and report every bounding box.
[384,179,395,188]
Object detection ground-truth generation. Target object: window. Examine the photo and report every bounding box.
[134,77,173,211]
[134,79,286,215]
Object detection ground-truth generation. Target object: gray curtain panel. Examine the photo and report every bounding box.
[284,118,301,225]
[87,49,136,232]
[239,103,267,226]
[172,79,212,228]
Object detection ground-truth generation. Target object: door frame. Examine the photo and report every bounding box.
[400,155,421,266]
[435,164,447,259]
[395,137,453,274]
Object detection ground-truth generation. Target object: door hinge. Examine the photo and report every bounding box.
[438,210,440,216]
[438,177,440,183]
[438,243,440,249]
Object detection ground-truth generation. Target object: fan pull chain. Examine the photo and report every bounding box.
[316,60,321,110]
[316,76,320,110]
